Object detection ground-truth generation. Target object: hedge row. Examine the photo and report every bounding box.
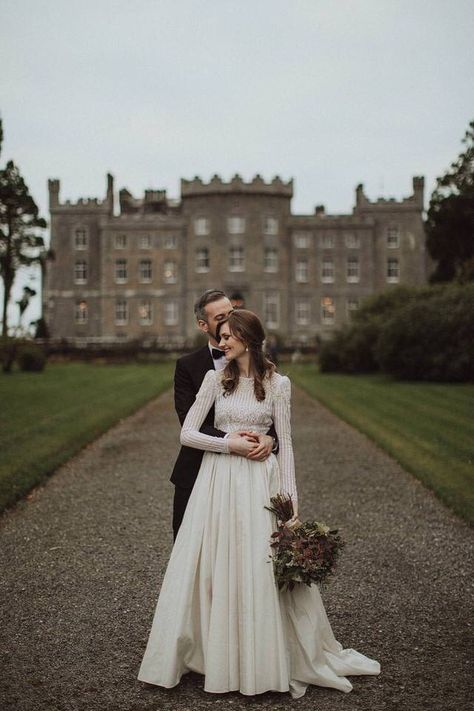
[0,339,47,373]
[319,284,474,381]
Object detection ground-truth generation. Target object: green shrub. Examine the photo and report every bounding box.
[319,330,346,372]
[351,284,444,324]
[17,344,47,372]
[319,284,461,376]
[1,337,21,373]
[320,321,381,373]
[339,320,381,373]
[375,285,474,381]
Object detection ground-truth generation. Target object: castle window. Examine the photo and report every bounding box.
[115,259,128,283]
[264,248,278,273]
[387,257,400,283]
[164,260,177,284]
[140,234,152,250]
[295,299,310,326]
[387,225,400,248]
[164,234,178,249]
[195,248,210,273]
[139,300,153,326]
[320,234,335,249]
[344,232,360,248]
[346,297,359,315]
[227,216,246,234]
[321,257,335,283]
[74,300,88,324]
[115,299,128,325]
[114,234,128,249]
[194,217,210,236]
[263,294,280,329]
[321,296,336,325]
[295,257,308,283]
[346,256,360,283]
[294,232,311,249]
[74,260,87,284]
[164,301,179,325]
[264,216,278,235]
[139,259,152,283]
[229,246,245,272]
[74,228,88,250]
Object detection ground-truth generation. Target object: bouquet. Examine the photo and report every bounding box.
[265,493,344,592]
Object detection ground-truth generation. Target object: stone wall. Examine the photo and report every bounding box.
[44,174,428,347]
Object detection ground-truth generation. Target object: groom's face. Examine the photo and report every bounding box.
[198,297,233,346]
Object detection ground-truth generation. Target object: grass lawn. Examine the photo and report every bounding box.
[286,364,474,526]
[0,362,174,512]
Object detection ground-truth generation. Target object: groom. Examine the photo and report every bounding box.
[170,288,278,539]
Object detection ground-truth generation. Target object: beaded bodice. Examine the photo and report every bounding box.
[180,370,297,503]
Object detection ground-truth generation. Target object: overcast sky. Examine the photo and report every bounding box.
[1,0,473,326]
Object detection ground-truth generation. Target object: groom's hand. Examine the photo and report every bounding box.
[226,432,259,457]
[243,433,273,461]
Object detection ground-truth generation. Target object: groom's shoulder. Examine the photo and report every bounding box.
[176,345,210,370]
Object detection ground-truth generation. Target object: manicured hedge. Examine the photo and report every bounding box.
[375,286,474,381]
[319,284,474,381]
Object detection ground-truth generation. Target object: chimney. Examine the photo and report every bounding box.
[48,179,60,209]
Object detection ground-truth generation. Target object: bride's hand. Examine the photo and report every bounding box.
[246,433,273,461]
[226,432,259,457]
[236,430,260,442]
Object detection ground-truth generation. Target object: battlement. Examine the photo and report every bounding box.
[354,176,425,213]
[119,187,169,215]
[48,174,114,214]
[181,174,293,198]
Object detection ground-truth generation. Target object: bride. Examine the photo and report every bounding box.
[138,309,380,699]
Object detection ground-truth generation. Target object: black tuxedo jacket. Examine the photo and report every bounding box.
[170,345,278,489]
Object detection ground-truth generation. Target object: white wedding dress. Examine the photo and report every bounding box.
[138,370,380,698]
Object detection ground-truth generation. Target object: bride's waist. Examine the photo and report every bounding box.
[219,423,271,434]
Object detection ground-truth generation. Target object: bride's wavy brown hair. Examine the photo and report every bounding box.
[216,309,276,401]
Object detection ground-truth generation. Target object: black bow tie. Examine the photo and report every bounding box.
[212,348,225,359]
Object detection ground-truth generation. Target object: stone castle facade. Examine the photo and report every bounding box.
[45,173,428,347]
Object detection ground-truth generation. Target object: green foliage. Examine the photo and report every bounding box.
[320,286,434,374]
[17,343,46,372]
[0,118,49,337]
[351,285,443,323]
[320,322,379,374]
[0,335,19,373]
[376,284,474,381]
[426,119,474,283]
[319,284,473,381]
[319,329,345,372]
[288,364,474,525]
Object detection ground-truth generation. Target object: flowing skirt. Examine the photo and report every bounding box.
[138,452,380,698]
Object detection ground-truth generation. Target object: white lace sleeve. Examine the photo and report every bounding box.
[272,375,298,507]
[180,370,229,453]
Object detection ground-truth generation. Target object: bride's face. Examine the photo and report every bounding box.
[218,323,247,361]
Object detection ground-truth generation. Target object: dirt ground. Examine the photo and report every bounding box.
[0,385,472,711]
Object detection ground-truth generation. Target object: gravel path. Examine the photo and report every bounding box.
[1,384,472,711]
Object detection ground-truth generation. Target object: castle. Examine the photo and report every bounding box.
[44,173,428,347]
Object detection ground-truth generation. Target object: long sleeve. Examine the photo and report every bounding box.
[272,376,298,508]
[180,370,230,454]
[174,358,227,439]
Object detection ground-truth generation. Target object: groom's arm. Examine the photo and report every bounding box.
[174,359,227,438]
[267,422,279,455]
